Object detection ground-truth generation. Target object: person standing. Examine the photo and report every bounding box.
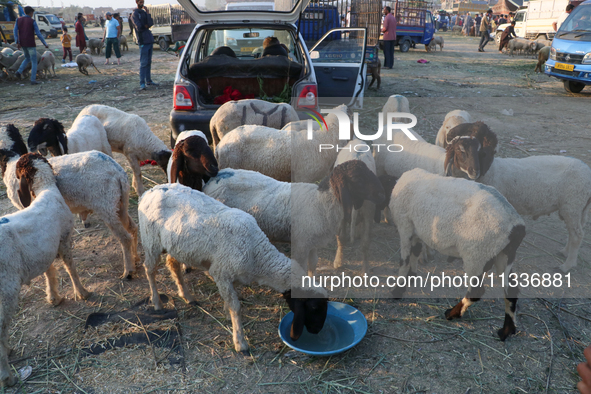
[498,21,517,53]
[128,13,134,37]
[381,6,396,69]
[133,0,158,89]
[475,13,481,33]
[75,14,86,54]
[462,12,472,36]
[102,12,121,65]
[113,13,124,35]
[553,4,574,31]
[478,9,492,52]
[61,26,72,63]
[13,6,48,85]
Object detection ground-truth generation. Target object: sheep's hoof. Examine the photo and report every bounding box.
[48,296,64,307]
[0,373,18,388]
[497,324,516,341]
[188,300,200,307]
[239,349,250,357]
[444,308,462,320]
[557,263,574,273]
[391,286,406,299]
[83,221,91,229]
[76,289,91,301]
[121,271,134,281]
[184,267,193,274]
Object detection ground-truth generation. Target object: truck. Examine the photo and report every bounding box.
[495,0,578,42]
[34,11,62,37]
[380,0,435,52]
[299,1,342,45]
[133,3,195,50]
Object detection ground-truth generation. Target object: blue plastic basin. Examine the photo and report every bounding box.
[278,301,367,356]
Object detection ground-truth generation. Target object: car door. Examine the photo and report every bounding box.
[423,11,435,44]
[309,27,368,107]
[514,11,526,37]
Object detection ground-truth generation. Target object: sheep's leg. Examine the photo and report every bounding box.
[444,267,487,321]
[392,235,422,298]
[123,212,140,264]
[558,210,585,272]
[350,208,359,243]
[360,204,373,273]
[333,234,345,270]
[144,257,164,311]
[79,211,91,228]
[217,281,249,353]
[58,237,90,301]
[0,291,19,388]
[103,210,136,280]
[127,155,145,196]
[165,255,197,305]
[308,248,319,277]
[44,263,64,306]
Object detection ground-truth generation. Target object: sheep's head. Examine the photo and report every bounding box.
[151,149,172,174]
[446,121,497,177]
[320,160,385,225]
[28,118,67,156]
[0,124,27,156]
[282,289,328,341]
[169,136,219,190]
[15,153,52,208]
[444,136,481,180]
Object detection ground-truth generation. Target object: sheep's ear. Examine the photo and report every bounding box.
[290,300,306,341]
[479,147,495,177]
[57,132,67,155]
[169,146,185,184]
[18,174,32,208]
[151,150,172,174]
[444,146,455,177]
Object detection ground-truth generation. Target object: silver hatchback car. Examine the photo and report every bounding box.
[169,0,370,146]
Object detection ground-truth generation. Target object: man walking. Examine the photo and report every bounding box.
[133,0,158,90]
[13,6,48,85]
[381,6,396,69]
[102,12,121,65]
[478,9,493,52]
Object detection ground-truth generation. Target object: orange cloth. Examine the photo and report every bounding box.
[61,33,71,48]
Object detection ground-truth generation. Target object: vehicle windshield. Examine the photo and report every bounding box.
[202,27,295,59]
[45,14,60,23]
[199,0,296,12]
[557,4,591,33]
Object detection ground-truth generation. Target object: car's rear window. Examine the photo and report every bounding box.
[196,28,296,60]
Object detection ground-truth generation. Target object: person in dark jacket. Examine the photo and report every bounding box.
[13,6,49,85]
[128,13,134,37]
[133,0,158,90]
[498,21,517,53]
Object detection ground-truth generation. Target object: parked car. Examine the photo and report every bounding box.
[170,0,369,146]
[545,0,591,93]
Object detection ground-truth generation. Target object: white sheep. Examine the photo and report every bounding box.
[209,99,299,149]
[27,116,113,157]
[332,139,380,272]
[76,104,172,196]
[1,126,139,279]
[478,155,591,272]
[75,52,101,75]
[389,168,525,341]
[138,183,328,353]
[374,95,482,180]
[37,50,56,79]
[216,106,345,183]
[435,110,471,148]
[0,153,90,388]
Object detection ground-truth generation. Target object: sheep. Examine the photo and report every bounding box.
[209,99,300,149]
[435,109,472,147]
[75,52,101,76]
[0,153,90,388]
[427,35,444,52]
[87,38,104,56]
[509,38,536,56]
[138,183,328,353]
[216,106,345,183]
[439,121,498,177]
[0,47,13,56]
[27,116,113,158]
[534,38,552,53]
[37,50,56,79]
[332,139,380,272]
[0,51,22,71]
[389,168,525,341]
[0,125,139,280]
[477,155,591,272]
[535,46,551,73]
[76,104,172,196]
[119,35,128,51]
[374,95,482,181]
[367,58,381,89]
[167,130,218,190]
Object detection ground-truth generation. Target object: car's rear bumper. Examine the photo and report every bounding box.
[170,109,216,148]
[544,59,591,84]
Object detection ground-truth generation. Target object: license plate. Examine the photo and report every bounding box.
[240,46,257,52]
[555,62,575,71]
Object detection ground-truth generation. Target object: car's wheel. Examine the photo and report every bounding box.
[495,31,502,44]
[399,38,411,53]
[40,30,47,40]
[564,80,586,93]
[159,37,169,51]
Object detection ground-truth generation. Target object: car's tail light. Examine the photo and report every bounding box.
[297,85,317,109]
[174,85,194,110]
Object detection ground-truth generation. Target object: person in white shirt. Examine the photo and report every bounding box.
[553,4,574,31]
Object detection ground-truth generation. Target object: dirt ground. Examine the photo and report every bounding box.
[1,30,591,394]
